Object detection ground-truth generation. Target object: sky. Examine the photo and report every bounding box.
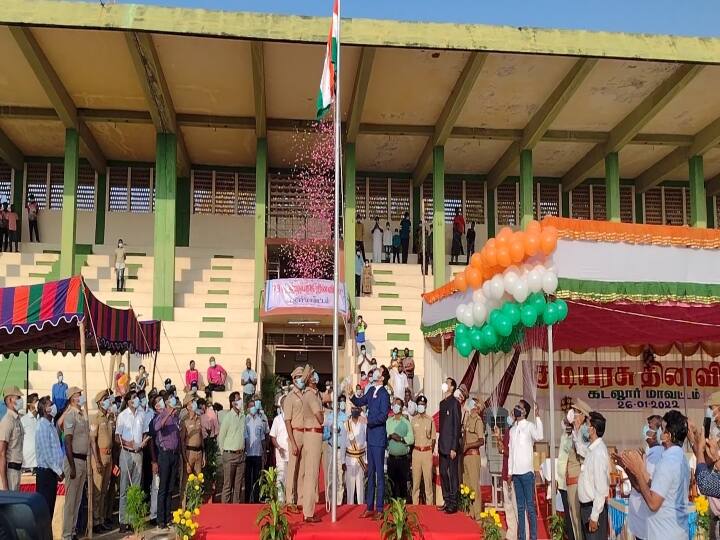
[112,0,720,38]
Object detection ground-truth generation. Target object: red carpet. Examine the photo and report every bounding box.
[198,503,481,540]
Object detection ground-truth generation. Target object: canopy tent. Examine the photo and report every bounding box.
[421,218,720,354]
[0,275,161,357]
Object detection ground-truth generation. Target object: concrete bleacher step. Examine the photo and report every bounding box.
[163,321,257,338]
[172,307,255,323]
[174,282,254,295]
[355,297,419,312]
[175,294,254,309]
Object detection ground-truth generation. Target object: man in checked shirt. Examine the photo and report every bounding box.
[35,396,64,522]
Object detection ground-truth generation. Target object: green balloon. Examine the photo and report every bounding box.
[502,302,521,327]
[477,344,490,355]
[494,313,513,337]
[542,303,558,325]
[455,324,469,340]
[530,292,547,312]
[489,309,502,328]
[456,338,473,357]
[470,327,483,349]
[555,299,569,322]
[520,305,538,327]
[481,325,498,349]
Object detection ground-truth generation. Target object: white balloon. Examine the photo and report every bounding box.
[503,270,519,292]
[472,302,488,326]
[482,280,493,299]
[462,308,475,327]
[512,280,529,303]
[542,271,559,294]
[527,270,543,293]
[455,304,466,322]
[490,275,505,300]
[472,289,487,304]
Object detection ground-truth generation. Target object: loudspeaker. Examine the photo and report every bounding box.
[0,492,52,540]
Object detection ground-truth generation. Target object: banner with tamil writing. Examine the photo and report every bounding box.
[264,279,348,313]
[532,359,716,411]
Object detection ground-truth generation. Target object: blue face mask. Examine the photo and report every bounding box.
[249,406,257,416]
[132,397,140,409]
[295,378,305,390]
[169,396,177,408]
[580,424,590,442]
[255,400,262,410]
[191,401,198,413]
[102,398,111,410]
[312,373,319,384]
[339,401,346,412]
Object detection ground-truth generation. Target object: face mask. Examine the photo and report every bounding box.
[656,426,663,443]
[352,410,360,418]
[165,384,172,391]
[513,407,522,419]
[580,424,590,442]
[417,404,426,414]
[169,396,177,408]
[372,371,381,382]
[157,399,166,410]
[566,409,575,424]
[119,366,125,373]
[312,373,319,384]
[57,375,63,383]
[140,397,147,408]
[392,352,398,359]
[339,401,346,412]
[79,395,86,407]
[102,398,111,410]
[210,361,216,368]
[361,374,367,381]
[14,398,23,411]
[467,399,475,410]
[191,401,198,413]
[506,416,514,427]
[249,406,257,416]
[110,403,118,415]
[295,378,305,390]
[392,404,402,415]
[453,389,462,400]
[132,397,140,409]
[255,400,262,410]
[233,400,242,410]
[441,383,449,394]
[49,404,58,417]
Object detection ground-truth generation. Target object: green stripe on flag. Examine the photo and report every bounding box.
[27,283,44,323]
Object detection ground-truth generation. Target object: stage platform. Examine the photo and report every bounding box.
[197,503,482,540]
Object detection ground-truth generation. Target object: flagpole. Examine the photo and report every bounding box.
[331,0,341,525]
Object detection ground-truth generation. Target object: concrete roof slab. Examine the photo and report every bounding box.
[355,134,427,173]
[0,27,53,108]
[87,121,156,163]
[182,125,255,167]
[444,138,512,174]
[0,118,64,156]
[533,141,600,177]
[618,144,677,178]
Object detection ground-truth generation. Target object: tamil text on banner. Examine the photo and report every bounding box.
[265,279,348,313]
[532,359,716,411]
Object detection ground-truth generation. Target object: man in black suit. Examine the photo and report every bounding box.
[437,378,466,513]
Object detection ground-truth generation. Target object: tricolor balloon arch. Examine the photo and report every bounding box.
[452,220,568,358]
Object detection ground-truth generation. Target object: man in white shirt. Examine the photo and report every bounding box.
[21,393,39,471]
[270,397,289,503]
[344,402,367,505]
[357,345,371,376]
[508,399,544,540]
[577,411,609,540]
[627,418,663,540]
[390,359,408,401]
[115,391,147,533]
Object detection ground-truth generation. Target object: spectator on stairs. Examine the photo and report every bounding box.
[371,218,383,263]
[355,316,367,348]
[114,363,129,397]
[185,360,202,391]
[0,202,7,252]
[400,212,411,263]
[362,260,373,296]
[25,194,40,243]
[135,365,148,391]
[114,239,127,292]
[450,208,465,265]
[241,358,258,407]
[5,205,18,253]
[390,358,409,401]
[206,357,227,393]
[355,217,366,262]
[52,372,68,413]
[354,249,363,298]
[383,221,392,263]
[466,222,476,265]
[357,344,371,375]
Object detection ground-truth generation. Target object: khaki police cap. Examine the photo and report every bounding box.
[571,398,591,417]
[183,393,196,407]
[2,386,22,399]
[94,389,110,404]
[708,391,720,406]
[291,366,304,379]
[66,386,83,400]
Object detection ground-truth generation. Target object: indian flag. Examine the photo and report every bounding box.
[316,0,339,119]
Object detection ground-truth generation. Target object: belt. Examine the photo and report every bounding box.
[122,447,141,454]
[7,462,21,471]
[99,447,112,455]
[292,428,304,433]
[186,445,203,452]
[566,476,579,486]
[346,449,366,457]
[464,449,480,456]
[73,453,87,461]
[305,428,323,434]
[414,445,432,452]
[223,449,243,454]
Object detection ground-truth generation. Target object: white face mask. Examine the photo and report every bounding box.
[119,366,126,374]
[57,375,63,383]
[78,395,86,407]
[566,409,575,424]
[210,361,216,368]
[453,389,462,400]
[157,399,166,410]
[417,404,426,414]
[392,404,402,415]
[233,400,242,410]
[50,404,57,417]
[441,383,449,394]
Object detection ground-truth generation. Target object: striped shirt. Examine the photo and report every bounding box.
[35,417,64,477]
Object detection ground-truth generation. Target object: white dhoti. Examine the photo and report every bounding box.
[345,449,366,505]
[275,450,288,504]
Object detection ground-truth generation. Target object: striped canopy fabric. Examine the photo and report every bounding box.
[0,276,160,356]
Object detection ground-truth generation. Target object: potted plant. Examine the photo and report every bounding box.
[479,508,504,540]
[125,485,148,539]
[258,467,280,503]
[174,473,204,539]
[380,497,423,540]
[695,495,710,540]
[458,483,477,515]
[256,499,292,540]
[548,513,565,540]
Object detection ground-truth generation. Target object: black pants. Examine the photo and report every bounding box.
[0,229,5,251]
[206,383,226,393]
[392,246,400,263]
[559,489,576,540]
[388,454,409,500]
[356,240,366,261]
[116,267,125,291]
[36,467,58,521]
[355,274,361,296]
[439,453,459,509]
[29,220,39,242]
[244,455,262,503]
[157,449,179,527]
[141,444,153,496]
[400,238,409,263]
[466,242,475,264]
[580,501,608,540]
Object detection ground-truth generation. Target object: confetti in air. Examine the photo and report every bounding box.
[280,116,336,279]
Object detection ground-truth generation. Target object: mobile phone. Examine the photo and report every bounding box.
[704,417,711,439]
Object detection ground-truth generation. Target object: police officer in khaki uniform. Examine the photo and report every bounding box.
[283,366,307,513]
[62,387,90,540]
[411,395,435,505]
[181,393,204,491]
[0,386,24,491]
[90,389,115,533]
[462,393,485,520]
[301,367,324,523]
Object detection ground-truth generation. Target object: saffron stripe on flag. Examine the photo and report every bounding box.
[12,286,29,325]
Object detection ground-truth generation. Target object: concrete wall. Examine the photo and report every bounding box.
[19,209,96,245]
[104,212,154,249]
[189,214,254,252]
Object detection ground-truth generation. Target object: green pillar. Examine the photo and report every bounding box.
[605,152,621,222]
[12,169,23,242]
[94,171,106,245]
[153,132,177,321]
[432,146,445,289]
[519,149,533,229]
[689,155,707,228]
[486,183,495,239]
[561,190,570,218]
[253,138,268,322]
[708,197,716,229]
[343,143,356,303]
[59,129,79,277]
[635,191,644,224]
[175,176,190,247]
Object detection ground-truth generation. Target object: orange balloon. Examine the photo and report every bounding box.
[497,227,513,241]
[485,238,496,250]
[465,266,482,289]
[524,233,540,257]
[542,225,559,240]
[526,220,541,234]
[454,272,468,292]
[470,252,483,269]
[496,246,511,267]
[482,264,494,279]
[484,245,498,267]
[495,235,509,249]
[540,229,558,255]
[510,238,525,263]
